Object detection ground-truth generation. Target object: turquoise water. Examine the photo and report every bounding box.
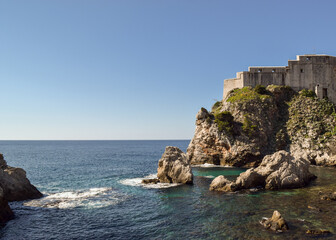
[0,140,335,239]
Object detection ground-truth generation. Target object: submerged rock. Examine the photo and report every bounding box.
[157,147,193,184]
[210,151,316,192]
[306,229,331,235]
[320,192,336,201]
[260,210,288,232]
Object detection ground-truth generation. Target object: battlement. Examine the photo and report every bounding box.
[223,55,336,104]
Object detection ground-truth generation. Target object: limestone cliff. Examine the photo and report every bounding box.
[187,85,336,167]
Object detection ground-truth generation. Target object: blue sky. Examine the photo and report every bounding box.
[1,0,336,140]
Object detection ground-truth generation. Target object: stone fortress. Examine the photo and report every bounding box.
[223,54,336,104]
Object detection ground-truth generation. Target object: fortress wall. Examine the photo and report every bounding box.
[243,72,286,87]
[286,60,314,91]
[312,63,336,103]
[223,55,336,104]
[223,72,244,99]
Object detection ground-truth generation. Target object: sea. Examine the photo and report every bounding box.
[0,140,335,240]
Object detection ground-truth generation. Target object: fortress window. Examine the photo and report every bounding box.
[323,88,328,98]
[306,57,311,61]
[272,69,276,72]
[258,69,262,72]
[300,69,304,73]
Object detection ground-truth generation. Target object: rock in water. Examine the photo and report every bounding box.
[157,147,193,184]
[210,151,316,192]
[260,210,288,232]
[209,175,237,192]
[320,192,336,201]
[306,229,331,235]
[0,154,42,202]
[236,151,316,190]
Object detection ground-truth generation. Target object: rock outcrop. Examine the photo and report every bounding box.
[157,146,193,184]
[187,85,296,167]
[260,210,288,232]
[210,151,316,192]
[0,154,42,224]
[0,154,43,202]
[188,85,336,167]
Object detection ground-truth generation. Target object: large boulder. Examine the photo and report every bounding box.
[210,151,316,191]
[236,151,315,190]
[209,175,237,192]
[157,147,193,184]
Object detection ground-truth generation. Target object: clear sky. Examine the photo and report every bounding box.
[1,0,336,140]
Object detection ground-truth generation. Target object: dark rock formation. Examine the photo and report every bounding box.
[157,146,193,184]
[0,154,42,224]
[260,210,288,232]
[0,188,13,224]
[209,151,316,192]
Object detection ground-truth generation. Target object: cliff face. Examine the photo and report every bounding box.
[187,85,336,167]
[288,94,336,166]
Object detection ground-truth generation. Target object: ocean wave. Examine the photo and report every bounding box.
[24,187,125,209]
[192,163,233,168]
[119,174,181,189]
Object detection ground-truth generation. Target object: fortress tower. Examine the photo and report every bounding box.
[223,55,336,104]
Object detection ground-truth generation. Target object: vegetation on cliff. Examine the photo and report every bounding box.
[214,111,234,135]
[226,86,271,103]
[188,84,336,167]
[287,90,336,149]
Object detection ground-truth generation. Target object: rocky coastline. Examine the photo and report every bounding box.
[187,85,336,168]
[146,85,336,235]
[0,154,42,224]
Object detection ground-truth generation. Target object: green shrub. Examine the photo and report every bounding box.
[242,114,257,137]
[319,99,335,115]
[211,101,223,114]
[254,85,268,94]
[299,89,316,98]
[227,87,271,103]
[214,111,234,134]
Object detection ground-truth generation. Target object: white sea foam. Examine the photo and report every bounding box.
[24,187,124,209]
[119,174,181,189]
[192,163,233,168]
[203,175,215,178]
